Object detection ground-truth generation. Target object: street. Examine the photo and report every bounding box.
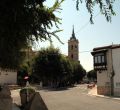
[39,84,120,110]
[11,84,120,110]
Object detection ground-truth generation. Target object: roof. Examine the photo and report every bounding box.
[93,44,120,51]
[91,44,120,55]
[91,49,107,55]
[70,25,76,40]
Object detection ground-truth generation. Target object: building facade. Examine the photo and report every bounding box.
[0,68,17,85]
[68,26,79,62]
[91,44,120,96]
[0,47,37,85]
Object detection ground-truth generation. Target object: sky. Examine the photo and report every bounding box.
[36,0,120,72]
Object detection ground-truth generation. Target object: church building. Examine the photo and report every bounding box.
[68,26,79,62]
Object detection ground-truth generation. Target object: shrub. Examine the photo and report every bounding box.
[20,87,35,94]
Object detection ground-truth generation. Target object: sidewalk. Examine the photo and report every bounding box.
[11,89,21,106]
[11,89,21,110]
[88,85,97,96]
[88,85,120,100]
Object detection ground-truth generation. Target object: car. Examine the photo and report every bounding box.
[87,82,95,89]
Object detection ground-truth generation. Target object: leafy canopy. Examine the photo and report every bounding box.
[76,0,116,23]
[31,47,71,82]
[0,0,64,69]
[31,46,86,86]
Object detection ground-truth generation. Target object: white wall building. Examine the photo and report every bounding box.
[91,44,120,96]
[0,68,17,85]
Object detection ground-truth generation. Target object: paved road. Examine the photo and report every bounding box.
[39,85,120,110]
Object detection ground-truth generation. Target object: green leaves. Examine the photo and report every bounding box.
[76,0,116,23]
[87,70,97,80]
[49,0,64,13]
[0,0,64,69]
[31,46,86,86]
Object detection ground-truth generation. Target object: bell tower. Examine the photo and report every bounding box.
[68,26,79,62]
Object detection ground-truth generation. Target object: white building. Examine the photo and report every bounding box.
[91,44,120,96]
[0,47,37,85]
[0,68,17,85]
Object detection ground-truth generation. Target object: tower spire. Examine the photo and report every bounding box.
[70,25,76,40]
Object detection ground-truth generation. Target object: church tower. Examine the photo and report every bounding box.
[68,26,79,62]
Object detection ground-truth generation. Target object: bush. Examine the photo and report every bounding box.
[20,87,35,94]
[20,87,35,106]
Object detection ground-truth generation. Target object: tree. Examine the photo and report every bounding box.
[17,65,28,86]
[87,70,97,81]
[31,46,86,87]
[0,0,116,69]
[0,0,64,69]
[71,61,86,84]
[31,46,73,87]
[76,0,116,23]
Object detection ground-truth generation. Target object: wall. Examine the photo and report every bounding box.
[0,85,12,110]
[97,49,112,95]
[97,71,110,86]
[112,48,120,96]
[97,47,120,96]
[97,70,111,95]
[0,69,17,85]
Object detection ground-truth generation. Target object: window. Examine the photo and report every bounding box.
[93,52,107,70]
[98,56,101,63]
[101,55,105,63]
[94,53,106,64]
[94,56,98,63]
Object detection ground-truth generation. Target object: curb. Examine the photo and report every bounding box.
[88,89,120,101]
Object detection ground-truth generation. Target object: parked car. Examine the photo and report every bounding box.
[87,82,95,89]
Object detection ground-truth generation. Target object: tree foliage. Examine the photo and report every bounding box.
[0,0,64,69]
[0,0,115,69]
[31,46,86,87]
[17,64,29,85]
[31,47,71,86]
[72,61,86,83]
[87,69,97,81]
[76,0,116,23]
